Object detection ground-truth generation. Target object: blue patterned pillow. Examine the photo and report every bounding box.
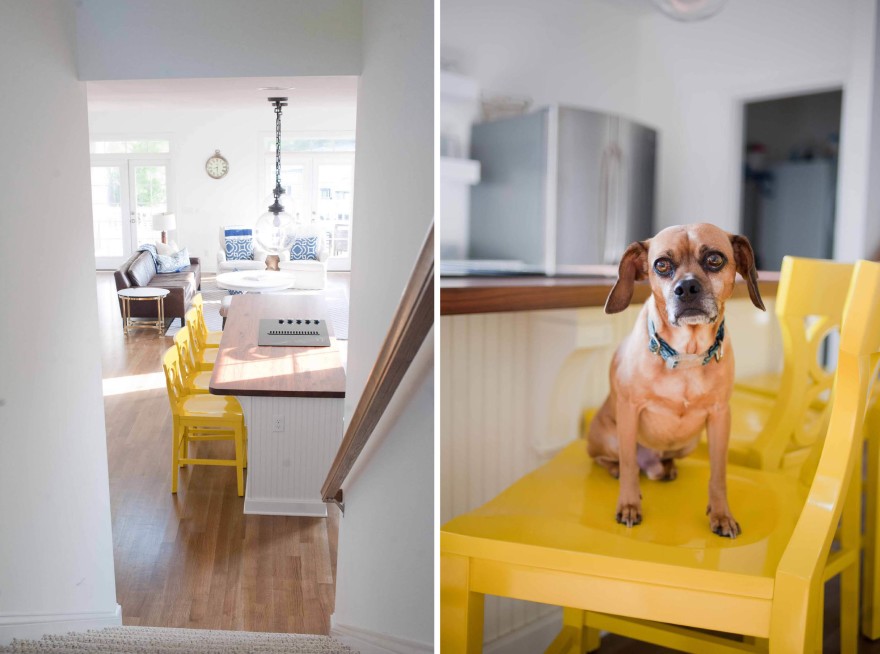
[156,248,190,273]
[225,228,254,261]
[290,236,319,261]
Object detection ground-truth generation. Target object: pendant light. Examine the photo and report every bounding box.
[254,97,296,255]
[653,0,726,22]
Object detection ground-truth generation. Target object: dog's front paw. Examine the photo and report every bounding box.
[707,507,741,539]
[616,500,642,528]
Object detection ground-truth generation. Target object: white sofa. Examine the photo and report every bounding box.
[278,223,329,290]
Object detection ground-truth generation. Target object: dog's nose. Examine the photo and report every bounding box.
[674,277,702,298]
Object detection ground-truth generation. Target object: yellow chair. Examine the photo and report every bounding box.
[192,293,222,348]
[441,260,880,654]
[162,346,246,497]
[723,256,854,471]
[172,325,212,394]
[183,308,218,371]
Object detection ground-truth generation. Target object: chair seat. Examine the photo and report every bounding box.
[441,441,807,601]
[177,394,242,419]
[734,373,782,398]
[195,347,218,370]
[205,330,222,347]
[184,370,213,393]
[689,388,822,468]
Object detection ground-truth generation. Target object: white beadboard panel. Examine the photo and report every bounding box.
[440,300,781,646]
[238,396,345,517]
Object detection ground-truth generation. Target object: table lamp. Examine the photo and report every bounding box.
[152,212,177,244]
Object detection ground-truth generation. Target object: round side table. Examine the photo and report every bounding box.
[118,287,170,335]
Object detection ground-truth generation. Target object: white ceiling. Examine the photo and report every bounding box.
[86,76,358,112]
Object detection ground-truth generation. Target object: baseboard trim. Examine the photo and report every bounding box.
[0,604,122,646]
[331,621,432,654]
[485,609,562,654]
[243,496,328,517]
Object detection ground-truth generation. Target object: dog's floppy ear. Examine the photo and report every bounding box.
[729,234,765,311]
[605,240,649,314]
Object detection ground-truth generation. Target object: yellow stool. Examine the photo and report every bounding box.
[192,293,222,347]
[162,346,246,497]
[442,260,880,654]
[172,325,212,394]
[183,309,218,371]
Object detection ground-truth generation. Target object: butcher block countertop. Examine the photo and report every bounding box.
[440,266,780,316]
[209,293,346,398]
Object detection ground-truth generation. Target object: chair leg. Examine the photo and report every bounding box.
[235,424,245,497]
[171,418,180,493]
[441,553,484,653]
[862,402,880,638]
[545,609,600,654]
[839,456,862,653]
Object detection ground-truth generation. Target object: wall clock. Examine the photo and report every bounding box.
[205,149,229,179]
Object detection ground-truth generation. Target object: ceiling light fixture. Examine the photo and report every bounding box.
[652,0,726,22]
[257,86,295,91]
[254,97,296,255]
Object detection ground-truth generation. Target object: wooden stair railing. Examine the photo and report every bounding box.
[321,223,434,506]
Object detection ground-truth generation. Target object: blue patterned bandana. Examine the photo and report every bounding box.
[648,317,725,370]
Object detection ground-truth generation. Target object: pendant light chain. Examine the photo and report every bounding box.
[274,101,282,194]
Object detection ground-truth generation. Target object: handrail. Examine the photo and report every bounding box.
[321,223,434,504]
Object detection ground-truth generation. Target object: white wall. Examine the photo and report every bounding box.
[441,0,880,259]
[332,0,434,649]
[88,103,356,271]
[0,0,119,643]
[75,0,361,80]
[441,0,640,118]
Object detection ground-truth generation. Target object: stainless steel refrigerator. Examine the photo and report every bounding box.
[466,105,657,274]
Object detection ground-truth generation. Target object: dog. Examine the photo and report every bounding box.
[587,223,764,538]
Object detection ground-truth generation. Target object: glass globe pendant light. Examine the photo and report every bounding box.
[653,0,726,22]
[255,97,296,255]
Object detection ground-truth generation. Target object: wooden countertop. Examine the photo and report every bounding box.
[441,267,780,316]
[209,294,346,398]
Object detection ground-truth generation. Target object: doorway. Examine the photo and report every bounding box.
[740,89,842,270]
[91,143,172,269]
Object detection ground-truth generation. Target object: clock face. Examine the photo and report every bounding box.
[206,153,229,179]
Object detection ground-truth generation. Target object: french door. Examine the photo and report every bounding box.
[270,153,355,271]
[91,158,171,269]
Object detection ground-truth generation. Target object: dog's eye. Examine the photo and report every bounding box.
[704,252,726,271]
[653,258,673,276]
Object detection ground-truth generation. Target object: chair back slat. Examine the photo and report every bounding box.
[161,346,184,409]
[749,256,854,468]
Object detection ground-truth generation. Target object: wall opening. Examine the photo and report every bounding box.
[740,89,842,270]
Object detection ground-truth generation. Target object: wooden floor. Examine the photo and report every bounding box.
[97,272,344,634]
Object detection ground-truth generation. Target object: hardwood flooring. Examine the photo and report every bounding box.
[97,272,344,634]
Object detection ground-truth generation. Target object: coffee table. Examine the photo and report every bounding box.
[118,287,170,335]
[216,270,297,294]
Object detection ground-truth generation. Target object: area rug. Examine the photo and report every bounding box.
[167,276,349,340]
[0,626,355,653]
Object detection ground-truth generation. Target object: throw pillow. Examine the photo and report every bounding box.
[156,248,191,273]
[225,228,254,261]
[290,236,319,261]
[155,240,179,255]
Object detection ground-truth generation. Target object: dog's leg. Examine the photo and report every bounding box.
[615,397,642,527]
[705,404,740,538]
[587,397,620,478]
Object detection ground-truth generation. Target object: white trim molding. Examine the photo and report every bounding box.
[331,622,432,654]
[0,604,122,646]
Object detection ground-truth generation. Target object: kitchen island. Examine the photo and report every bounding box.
[209,293,346,517]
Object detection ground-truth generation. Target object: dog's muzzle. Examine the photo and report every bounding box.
[668,275,718,325]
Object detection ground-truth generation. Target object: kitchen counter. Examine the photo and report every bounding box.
[441,267,780,315]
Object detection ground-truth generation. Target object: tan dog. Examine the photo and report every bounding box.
[588,223,764,538]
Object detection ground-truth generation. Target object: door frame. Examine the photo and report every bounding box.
[90,153,172,269]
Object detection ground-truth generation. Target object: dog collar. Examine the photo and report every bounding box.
[648,317,725,370]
